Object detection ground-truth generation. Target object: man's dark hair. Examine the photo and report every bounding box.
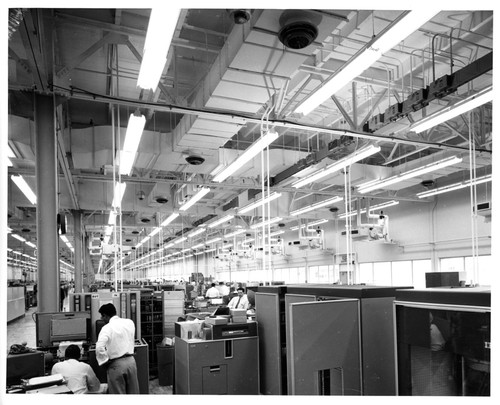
[65,344,81,360]
[99,303,117,317]
[237,287,245,292]
[211,283,216,287]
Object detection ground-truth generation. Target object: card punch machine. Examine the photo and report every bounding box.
[175,307,257,341]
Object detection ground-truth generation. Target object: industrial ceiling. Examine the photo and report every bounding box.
[6,7,493,276]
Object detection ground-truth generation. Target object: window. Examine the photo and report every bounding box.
[359,263,373,284]
[412,259,431,289]
[392,261,413,286]
[373,262,391,285]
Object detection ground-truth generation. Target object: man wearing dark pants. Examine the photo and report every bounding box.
[96,303,139,394]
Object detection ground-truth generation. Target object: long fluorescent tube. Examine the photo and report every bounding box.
[295,10,438,115]
[213,131,279,182]
[112,182,127,208]
[411,87,493,133]
[149,227,161,237]
[7,146,15,166]
[137,8,180,90]
[417,174,492,198]
[174,237,187,244]
[189,228,207,238]
[205,237,221,244]
[207,215,234,228]
[290,218,328,231]
[119,112,146,176]
[250,217,283,230]
[358,156,463,194]
[339,200,400,219]
[238,192,282,214]
[225,229,247,238]
[160,212,179,227]
[11,234,26,242]
[292,145,381,188]
[290,196,343,216]
[11,175,37,204]
[179,187,211,211]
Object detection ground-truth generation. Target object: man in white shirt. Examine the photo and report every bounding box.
[205,283,221,299]
[227,287,250,309]
[51,344,106,394]
[96,303,139,394]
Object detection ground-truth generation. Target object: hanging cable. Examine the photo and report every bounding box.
[468,110,479,285]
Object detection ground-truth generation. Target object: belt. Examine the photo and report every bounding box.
[109,353,134,362]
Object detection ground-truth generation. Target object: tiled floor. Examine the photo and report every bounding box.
[7,305,173,394]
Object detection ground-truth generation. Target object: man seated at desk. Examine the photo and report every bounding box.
[227,287,250,310]
[51,344,107,394]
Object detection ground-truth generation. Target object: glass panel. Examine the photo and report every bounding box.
[309,266,319,283]
[317,265,329,283]
[297,267,306,283]
[440,257,464,272]
[465,255,492,286]
[373,262,391,285]
[392,261,413,287]
[359,263,373,284]
[396,305,490,396]
[412,260,432,289]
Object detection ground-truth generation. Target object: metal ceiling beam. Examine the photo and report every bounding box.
[40,87,491,155]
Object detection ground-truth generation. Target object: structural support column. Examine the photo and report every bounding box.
[72,209,84,293]
[35,94,60,313]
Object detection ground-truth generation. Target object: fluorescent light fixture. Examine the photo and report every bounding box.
[194,251,205,256]
[250,217,283,230]
[189,228,206,238]
[60,235,69,244]
[411,87,493,133]
[137,8,180,90]
[11,234,26,242]
[269,230,285,237]
[149,227,161,237]
[119,112,146,176]
[160,212,179,227]
[112,182,127,208]
[179,187,211,211]
[213,131,279,182]
[290,196,343,216]
[108,212,116,225]
[339,200,400,219]
[292,145,381,188]
[11,175,37,204]
[205,248,217,254]
[295,10,438,115]
[290,218,328,231]
[207,215,234,228]
[238,192,282,214]
[174,237,187,245]
[417,174,492,198]
[206,237,222,244]
[26,241,37,249]
[225,229,247,238]
[181,248,191,253]
[358,156,463,194]
[140,236,150,244]
[191,243,205,249]
[7,146,15,166]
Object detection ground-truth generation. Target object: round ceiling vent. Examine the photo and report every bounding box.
[185,155,205,165]
[421,180,435,188]
[228,9,251,24]
[132,230,140,234]
[140,217,151,223]
[155,196,169,204]
[22,228,31,233]
[278,10,321,49]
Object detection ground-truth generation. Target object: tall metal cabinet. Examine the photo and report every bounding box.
[256,284,412,395]
[394,287,490,396]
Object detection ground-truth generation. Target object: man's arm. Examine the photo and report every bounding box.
[85,364,102,392]
[95,326,110,366]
